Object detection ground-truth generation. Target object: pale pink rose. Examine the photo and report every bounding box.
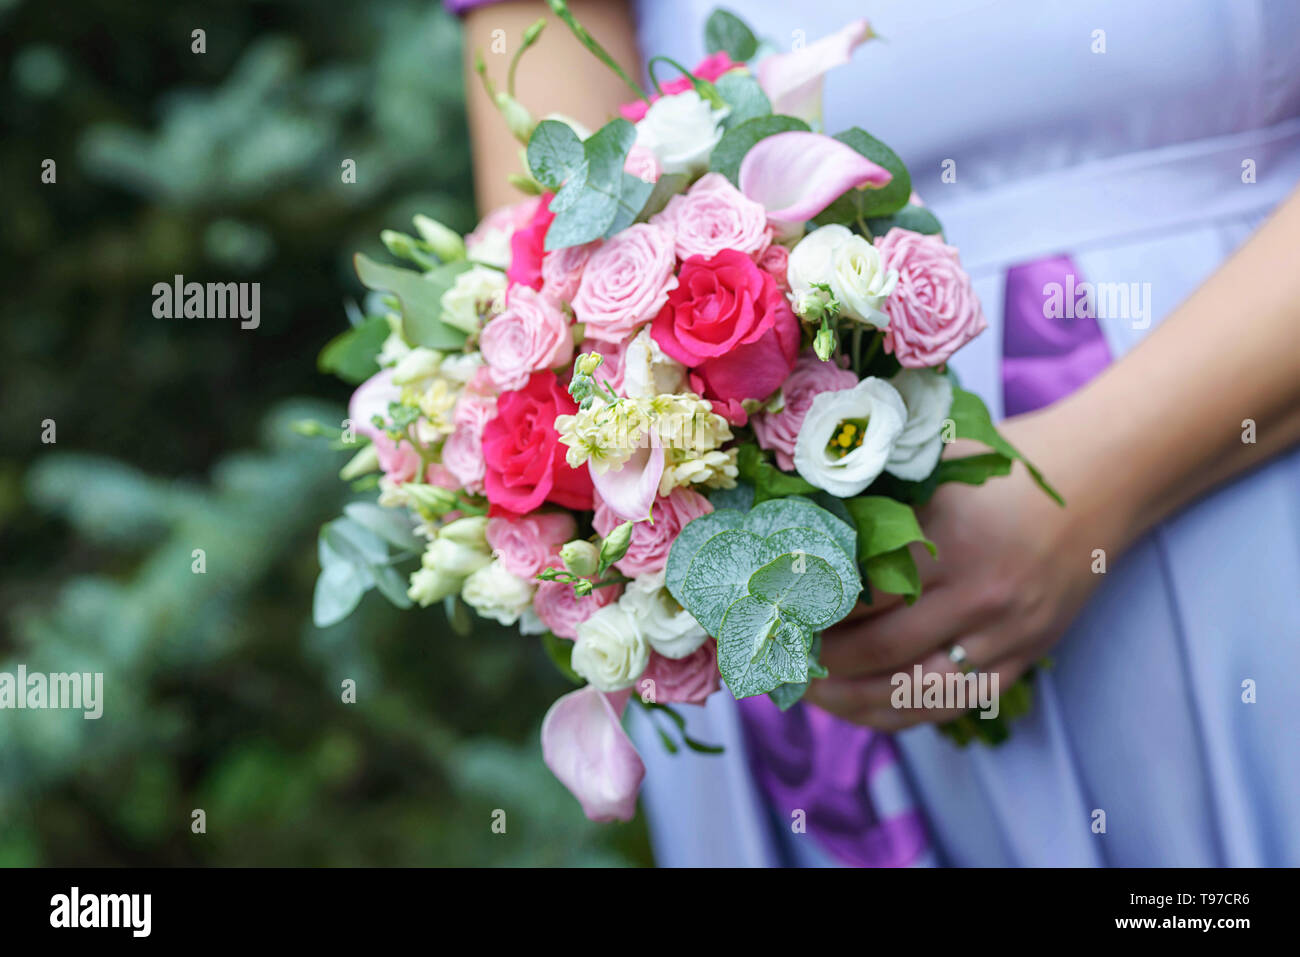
[571,223,678,343]
[441,395,496,494]
[757,242,790,292]
[466,364,497,398]
[639,641,719,705]
[348,368,422,482]
[623,145,662,184]
[541,240,600,308]
[875,227,986,368]
[465,196,543,267]
[480,286,575,392]
[486,512,577,579]
[534,567,622,639]
[581,336,628,395]
[593,487,713,577]
[752,349,858,470]
[651,172,770,261]
[541,686,643,822]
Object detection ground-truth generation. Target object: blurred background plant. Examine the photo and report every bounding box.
[0,0,651,866]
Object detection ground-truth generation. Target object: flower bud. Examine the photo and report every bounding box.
[439,515,488,548]
[496,91,536,144]
[559,539,600,578]
[391,347,442,385]
[412,215,466,262]
[404,483,459,514]
[597,521,635,573]
[572,579,595,598]
[428,536,491,577]
[339,442,380,481]
[574,352,604,377]
[814,321,837,362]
[381,229,433,267]
[408,566,461,607]
[794,289,826,322]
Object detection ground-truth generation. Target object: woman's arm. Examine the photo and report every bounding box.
[462,0,641,213]
[806,184,1300,729]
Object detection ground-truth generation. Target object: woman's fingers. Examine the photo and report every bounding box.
[819,585,986,678]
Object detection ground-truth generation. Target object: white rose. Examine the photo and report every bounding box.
[617,570,708,659]
[885,369,954,481]
[622,327,687,398]
[635,91,728,176]
[440,265,506,335]
[571,603,650,692]
[787,224,849,300]
[460,559,535,626]
[829,234,897,327]
[793,377,907,496]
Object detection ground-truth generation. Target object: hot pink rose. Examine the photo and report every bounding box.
[619,51,740,122]
[651,172,770,261]
[593,487,713,577]
[751,349,859,470]
[875,227,986,368]
[533,567,622,639]
[757,242,790,292]
[483,371,594,517]
[650,250,800,423]
[441,394,497,493]
[480,286,574,392]
[506,194,556,291]
[571,223,678,343]
[541,686,643,822]
[639,641,719,705]
[541,240,600,307]
[486,512,575,579]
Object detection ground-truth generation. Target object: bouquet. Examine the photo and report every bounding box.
[308,2,1061,822]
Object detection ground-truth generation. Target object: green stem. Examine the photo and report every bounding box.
[547,0,649,101]
[860,331,882,371]
[507,18,547,98]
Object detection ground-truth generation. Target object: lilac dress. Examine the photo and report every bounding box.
[629,0,1300,866]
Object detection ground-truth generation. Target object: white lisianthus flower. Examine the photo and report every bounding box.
[787,224,849,301]
[460,559,535,626]
[440,265,506,335]
[793,377,908,496]
[635,90,728,176]
[829,233,898,327]
[622,327,687,398]
[885,369,954,481]
[617,570,709,659]
[571,603,651,692]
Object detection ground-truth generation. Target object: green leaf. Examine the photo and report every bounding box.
[736,443,818,503]
[709,114,810,184]
[813,127,911,225]
[313,559,366,627]
[354,254,470,350]
[843,495,935,562]
[704,8,759,60]
[706,481,754,512]
[715,72,770,129]
[718,595,810,697]
[747,553,841,629]
[761,526,861,623]
[603,171,655,237]
[937,668,1038,747]
[678,529,768,635]
[540,631,584,685]
[526,119,585,191]
[370,562,414,609]
[663,508,745,602]
[865,204,944,238]
[768,635,824,710]
[546,119,644,250]
[863,545,922,602]
[317,314,388,384]
[321,516,389,568]
[342,501,422,553]
[949,386,1065,505]
[635,172,690,222]
[743,496,858,571]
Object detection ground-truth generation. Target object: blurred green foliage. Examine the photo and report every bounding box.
[0,0,651,866]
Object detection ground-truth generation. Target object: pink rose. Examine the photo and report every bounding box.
[757,242,790,292]
[571,223,678,343]
[619,51,740,122]
[650,250,800,423]
[751,349,858,470]
[480,286,575,392]
[875,227,986,368]
[541,686,643,822]
[533,568,622,639]
[651,172,770,261]
[581,336,628,395]
[486,512,576,579]
[593,487,713,577]
[639,641,719,705]
[441,395,497,493]
[541,240,600,307]
[505,194,555,291]
[623,145,662,184]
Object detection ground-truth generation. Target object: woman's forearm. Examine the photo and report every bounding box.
[1014,184,1300,554]
[463,0,640,213]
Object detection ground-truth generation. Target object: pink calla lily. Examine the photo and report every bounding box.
[589,430,665,522]
[541,686,644,822]
[739,131,892,237]
[757,19,873,123]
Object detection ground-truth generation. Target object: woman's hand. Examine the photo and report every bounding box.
[804,416,1114,730]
